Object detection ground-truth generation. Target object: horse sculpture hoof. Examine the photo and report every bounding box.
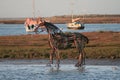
[75,63,81,67]
[46,63,52,67]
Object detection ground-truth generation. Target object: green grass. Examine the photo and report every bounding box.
[0,45,120,59]
[85,47,120,59]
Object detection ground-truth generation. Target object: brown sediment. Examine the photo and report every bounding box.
[0,32,120,59]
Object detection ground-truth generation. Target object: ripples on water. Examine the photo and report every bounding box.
[0,64,120,80]
[0,24,120,36]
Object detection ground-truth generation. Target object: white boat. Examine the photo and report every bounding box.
[67,18,84,29]
[24,0,38,33]
[25,24,38,32]
[66,1,85,30]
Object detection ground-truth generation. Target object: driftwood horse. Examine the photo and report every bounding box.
[37,21,89,68]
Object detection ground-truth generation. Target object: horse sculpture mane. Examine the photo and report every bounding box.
[44,22,63,34]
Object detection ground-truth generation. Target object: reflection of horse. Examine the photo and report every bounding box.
[38,21,89,69]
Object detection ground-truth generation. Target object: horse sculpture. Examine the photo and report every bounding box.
[25,18,89,68]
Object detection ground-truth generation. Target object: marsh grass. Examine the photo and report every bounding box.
[0,32,120,59]
[0,46,119,59]
[85,47,120,59]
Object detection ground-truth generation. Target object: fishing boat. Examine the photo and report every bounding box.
[67,18,84,29]
[66,1,85,30]
[24,0,39,33]
[24,18,38,32]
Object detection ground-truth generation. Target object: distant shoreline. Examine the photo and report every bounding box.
[0,14,120,24]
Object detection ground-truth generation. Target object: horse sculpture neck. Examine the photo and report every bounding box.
[44,22,62,34]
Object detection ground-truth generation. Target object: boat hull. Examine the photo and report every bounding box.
[25,26,36,32]
[67,26,84,29]
[67,22,85,30]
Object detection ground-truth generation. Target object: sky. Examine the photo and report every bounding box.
[0,0,120,18]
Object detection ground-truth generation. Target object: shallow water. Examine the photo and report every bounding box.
[0,60,120,80]
[0,64,120,80]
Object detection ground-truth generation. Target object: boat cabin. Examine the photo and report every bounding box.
[24,18,40,33]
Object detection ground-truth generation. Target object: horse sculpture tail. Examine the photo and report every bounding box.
[82,34,89,44]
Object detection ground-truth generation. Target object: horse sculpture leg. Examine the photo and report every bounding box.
[77,40,86,67]
[48,37,60,69]
[49,47,60,69]
[48,39,55,66]
[77,50,85,67]
[49,49,55,65]
[55,49,60,69]
[75,50,83,67]
[73,36,84,67]
[74,38,80,67]
[82,49,86,65]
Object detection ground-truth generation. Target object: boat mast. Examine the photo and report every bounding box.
[32,0,35,18]
[71,0,74,22]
